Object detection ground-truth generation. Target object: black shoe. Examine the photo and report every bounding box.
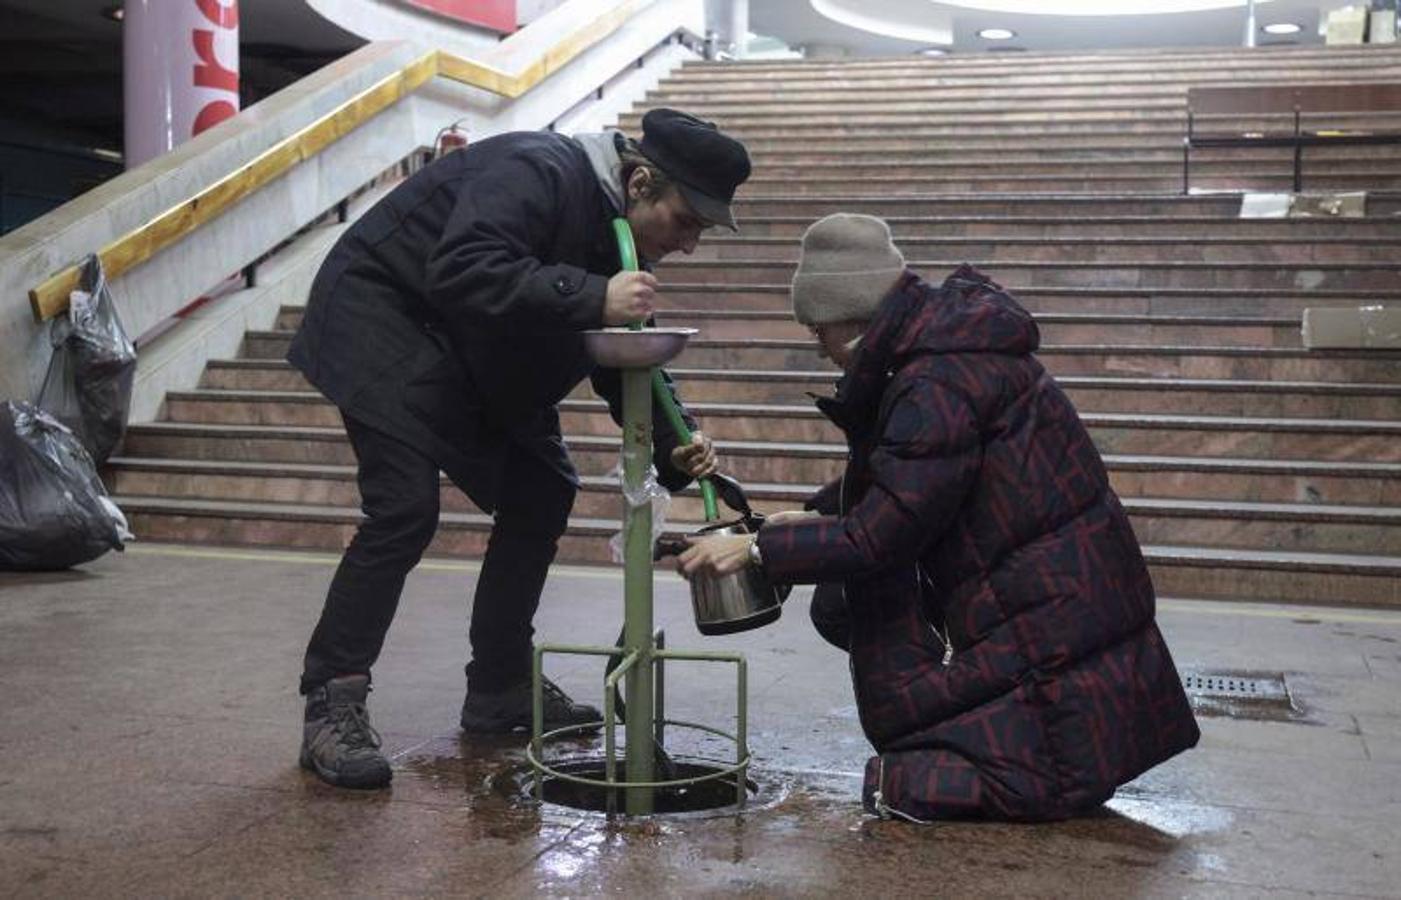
[460,676,601,734]
[300,675,392,789]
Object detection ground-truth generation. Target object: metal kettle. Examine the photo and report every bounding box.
[684,518,786,635]
[655,473,791,636]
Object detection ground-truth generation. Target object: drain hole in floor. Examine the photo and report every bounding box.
[528,759,758,814]
[1180,669,1299,721]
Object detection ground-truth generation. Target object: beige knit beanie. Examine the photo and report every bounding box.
[791,213,906,326]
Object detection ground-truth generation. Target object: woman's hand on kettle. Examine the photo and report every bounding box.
[671,431,718,479]
[677,534,754,579]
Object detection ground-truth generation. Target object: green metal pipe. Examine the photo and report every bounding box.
[533,643,623,659]
[612,217,719,521]
[603,648,637,817]
[621,363,655,815]
[603,649,641,688]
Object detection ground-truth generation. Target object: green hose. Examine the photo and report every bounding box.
[612,218,719,521]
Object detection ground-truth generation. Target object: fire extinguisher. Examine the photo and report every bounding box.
[434,121,468,158]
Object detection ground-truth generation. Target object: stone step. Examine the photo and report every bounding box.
[636,110,1401,138]
[651,73,1401,102]
[619,109,1398,131]
[731,193,1401,218]
[663,69,1401,95]
[557,404,1400,462]
[670,49,1401,80]
[654,63,1401,91]
[231,332,1400,383]
[128,406,1401,467]
[685,236,1401,265]
[270,283,1390,325]
[745,144,1401,162]
[1145,544,1401,607]
[724,131,1235,152]
[196,358,1401,422]
[190,361,1401,419]
[271,308,1304,347]
[661,310,1302,346]
[656,283,1399,317]
[668,68,1401,92]
[660,94,1204,112]
[1127,497,1401,555]
[106,457,1401,554]
[201,360,315,391]
[737,134,1193,153]
[669,340,1399,383]
[748,157,1401,180]
[652,258,1401,290]
[730,173,1401,194]
[638,369,1401,418]
[273,284,1398,328]
[106,494,1401,607]
[730,216,1401,240]
[628,118,1326,139]
[104,451,1401,516]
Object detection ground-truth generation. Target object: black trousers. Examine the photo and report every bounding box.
[300,415,575,695]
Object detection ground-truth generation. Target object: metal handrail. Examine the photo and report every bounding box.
[27,0,645,323]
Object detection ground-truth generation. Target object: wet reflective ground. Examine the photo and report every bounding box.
[2,544,1399,897]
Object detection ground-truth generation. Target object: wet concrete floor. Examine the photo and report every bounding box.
[1,542,1399,897]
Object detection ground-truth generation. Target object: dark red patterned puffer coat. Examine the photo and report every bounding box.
[758,265,1199,822]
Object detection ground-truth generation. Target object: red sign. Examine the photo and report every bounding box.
[191,0,239,136]
[401,0,516,33]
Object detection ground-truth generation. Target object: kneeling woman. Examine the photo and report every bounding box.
[679,214,1199,823]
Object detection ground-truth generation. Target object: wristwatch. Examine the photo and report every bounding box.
[747,535,764,571]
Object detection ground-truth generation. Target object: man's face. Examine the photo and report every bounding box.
[625,170,710,265]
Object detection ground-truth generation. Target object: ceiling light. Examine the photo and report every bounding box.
[1262,22,1301,35]
[101,4,124,20]
[978,27,1015,39]
[918,46,949,56]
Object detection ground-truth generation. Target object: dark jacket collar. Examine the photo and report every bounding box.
[815,264,1039,436]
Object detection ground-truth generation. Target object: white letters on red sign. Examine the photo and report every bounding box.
[191,0,239,137]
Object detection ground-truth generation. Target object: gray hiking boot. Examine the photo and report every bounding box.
[460,676,601,734]
[300,674,392,789]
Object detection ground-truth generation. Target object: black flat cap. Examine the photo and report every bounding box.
[638,108,751,231]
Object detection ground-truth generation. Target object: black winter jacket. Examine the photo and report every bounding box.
[288,131,696,510]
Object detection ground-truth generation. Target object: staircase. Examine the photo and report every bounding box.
[109,44,1401,608]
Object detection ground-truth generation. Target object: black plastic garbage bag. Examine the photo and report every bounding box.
[35,254,137,464]
[0,401,130,571]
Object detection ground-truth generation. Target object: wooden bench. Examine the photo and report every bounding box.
[1182,83,1401,194]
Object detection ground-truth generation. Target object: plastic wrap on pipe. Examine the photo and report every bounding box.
[607,461,672,565]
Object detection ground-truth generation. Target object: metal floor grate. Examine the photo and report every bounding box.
[1180,671,1290,703]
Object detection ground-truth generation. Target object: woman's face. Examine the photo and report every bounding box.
[809,320,867,370]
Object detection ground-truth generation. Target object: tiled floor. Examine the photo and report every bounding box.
[2,543,1398,897]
